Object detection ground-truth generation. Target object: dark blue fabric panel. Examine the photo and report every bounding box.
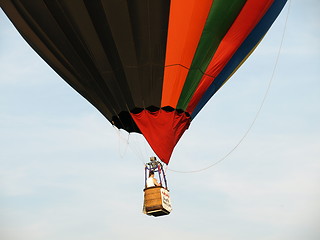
[191,0,288,119]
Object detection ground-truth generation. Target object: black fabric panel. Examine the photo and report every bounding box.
[125,0,170,108]
[82,0,136,110]
[1,0,170,132]
[3,0,120,122]
[41,0,134,115]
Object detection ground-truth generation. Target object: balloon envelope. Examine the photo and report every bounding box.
[1,0,287,164]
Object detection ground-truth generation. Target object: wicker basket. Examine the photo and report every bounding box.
[143,186,172,217]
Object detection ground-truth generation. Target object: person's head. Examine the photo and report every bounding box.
[149,170,154,177]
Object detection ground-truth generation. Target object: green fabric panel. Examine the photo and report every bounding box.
[176,0,247,110]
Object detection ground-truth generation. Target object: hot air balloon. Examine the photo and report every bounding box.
[1,0,288,165]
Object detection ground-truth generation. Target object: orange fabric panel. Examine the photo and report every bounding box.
[161,0,213,108]
[187,0,274,113]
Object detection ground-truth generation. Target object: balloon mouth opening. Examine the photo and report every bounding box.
[111,106,190,133]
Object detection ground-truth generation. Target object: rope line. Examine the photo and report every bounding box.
[167,0,291,174]
[113,126,130,158]
[113,126,149,165]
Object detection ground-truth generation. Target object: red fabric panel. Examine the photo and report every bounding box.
[186,0,274,113]
[130,109,191,164]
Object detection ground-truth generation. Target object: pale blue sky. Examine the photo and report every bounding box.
[1,1,320,240]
